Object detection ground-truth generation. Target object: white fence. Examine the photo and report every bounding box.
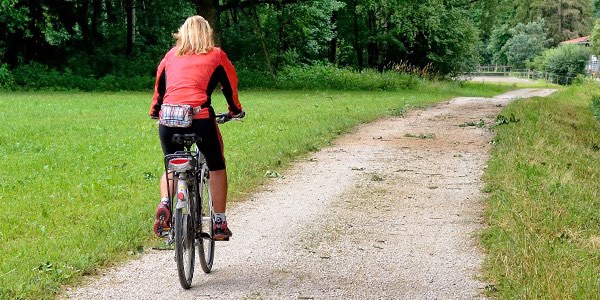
[470,65,579,85]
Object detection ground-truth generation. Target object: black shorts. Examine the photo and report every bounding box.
[159,118,226,171]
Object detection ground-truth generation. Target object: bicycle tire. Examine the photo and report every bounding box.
[175,205,195,288]
[198,166,215,273]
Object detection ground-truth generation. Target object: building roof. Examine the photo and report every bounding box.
[559,36,590,45]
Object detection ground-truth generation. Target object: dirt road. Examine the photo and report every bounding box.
[64,88,556,299]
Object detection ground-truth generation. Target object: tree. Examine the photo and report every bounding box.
[590,19,600,56]
[502,19,551,68]
[514,0,593,45]
[334,0,479,75]
[488,19,551,68]
[0,0,491,80]
[488,24,512,65]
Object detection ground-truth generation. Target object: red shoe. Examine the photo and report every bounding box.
[212,220,232,241]
[153,200,171,237]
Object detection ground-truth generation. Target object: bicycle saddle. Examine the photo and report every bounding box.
[172,133,201,146]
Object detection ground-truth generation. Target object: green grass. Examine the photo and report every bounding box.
[482,82,600,299]
[0,81,514,299]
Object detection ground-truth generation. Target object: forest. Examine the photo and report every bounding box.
[0,0,598,90]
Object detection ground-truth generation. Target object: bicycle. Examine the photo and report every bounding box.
[159,112,236,289]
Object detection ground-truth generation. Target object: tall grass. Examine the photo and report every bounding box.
[0,82,513,299]
[591,95,600,121]
[482,83,600,299]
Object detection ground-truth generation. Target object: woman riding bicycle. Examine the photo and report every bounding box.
[149,15,244,241]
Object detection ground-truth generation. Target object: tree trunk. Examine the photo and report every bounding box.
[558,0,563,40]
[351,0,363,71]
[329,11,338,64]
[125,0,136,58]
[243,5,276,80]
[275,2,288,70]
[366,9,378,68]
[91,0,101,39]
[77,0,92,53]
[191,0,221,45]
[105,0,117,22]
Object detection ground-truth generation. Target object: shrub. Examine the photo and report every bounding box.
[0,64,15,89]
[7,62,421,91]
[532,44,591,84]
[10,62,153,91]
[274,64,421,90]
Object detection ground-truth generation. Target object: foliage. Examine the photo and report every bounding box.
[488,24,513,66]
[483,0,593,66]
[0,63,14,89]
[5,62,153,91]
[470,0,513,40]
[503,19,551,68]
[530,44,590,85]
[345,0,479,75]
[590,19,600,56]
[0,0,485,80]
[3,62,425,92]
[489,19,550,68]
[0,0,192,78]
[482,83,600,298]
[274,64,422,90]
[514,0,593,45]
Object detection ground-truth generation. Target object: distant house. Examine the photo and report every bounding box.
[559,36,590,46]
[559,36,598,74]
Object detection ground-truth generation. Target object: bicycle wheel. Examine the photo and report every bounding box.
[198,167,215,273]
[175,204,195,288]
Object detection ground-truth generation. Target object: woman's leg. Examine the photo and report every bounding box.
[159,171,175,199]
[209,169,227,213]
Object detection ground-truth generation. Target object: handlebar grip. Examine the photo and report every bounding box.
[215,113,231,124]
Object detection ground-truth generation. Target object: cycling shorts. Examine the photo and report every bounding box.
[158,118,225,171]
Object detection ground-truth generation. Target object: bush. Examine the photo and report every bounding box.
[234,64,422,91]
[532,44,591,84]
[236,68,277,90]
[6,62,421,92]
[0,64,15,89]
[10,62,153,91]
[274,64,421,90]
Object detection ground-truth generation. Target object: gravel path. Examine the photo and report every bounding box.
[63,88,556,299]
[465,76,540,84]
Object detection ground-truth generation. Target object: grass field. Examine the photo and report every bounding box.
[0,81,516,299]
[482,82,600,299]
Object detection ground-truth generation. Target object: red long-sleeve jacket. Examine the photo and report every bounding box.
[149,47,243,119]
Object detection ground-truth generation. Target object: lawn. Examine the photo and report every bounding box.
[482,82,600,299]
[0,81,513,299]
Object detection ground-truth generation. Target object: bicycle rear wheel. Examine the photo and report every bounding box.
[198,167,215,273]
[175,205,195,288]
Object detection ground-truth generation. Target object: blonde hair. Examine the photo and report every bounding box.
[174,15,214,56]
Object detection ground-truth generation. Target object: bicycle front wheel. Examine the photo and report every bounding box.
[198,168,215,273]
[175,207,195,289]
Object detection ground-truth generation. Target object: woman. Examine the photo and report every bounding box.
[149,15,244,241]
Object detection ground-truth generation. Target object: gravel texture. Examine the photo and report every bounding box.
[464,76,541,83]
[63,88,556,300]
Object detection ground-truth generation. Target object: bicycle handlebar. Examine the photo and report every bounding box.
[215,112,242,124]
